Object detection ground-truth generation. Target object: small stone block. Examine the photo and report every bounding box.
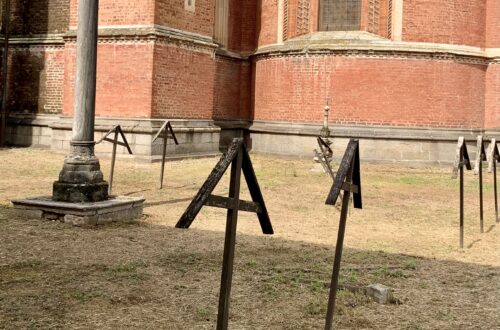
[365,284,393,304]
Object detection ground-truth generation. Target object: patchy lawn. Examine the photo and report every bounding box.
[0,148,499,329]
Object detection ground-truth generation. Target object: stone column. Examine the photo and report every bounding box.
[52,0,108,202]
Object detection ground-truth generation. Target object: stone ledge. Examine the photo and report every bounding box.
[249,121,500,142]
[12,196,145,227]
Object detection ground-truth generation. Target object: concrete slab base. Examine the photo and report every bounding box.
[11,195,145,226]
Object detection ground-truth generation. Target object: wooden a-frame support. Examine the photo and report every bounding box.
[152,121,179,189]
[324,139,362,330]
[452,137,472,249]
[96,125,133,194]
[176,137,273,330]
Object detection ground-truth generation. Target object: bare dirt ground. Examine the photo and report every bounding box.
[0,148,499,329]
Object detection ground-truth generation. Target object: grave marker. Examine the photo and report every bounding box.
[451,137,471,249]
[96,125,132,194]
[324,139,362,330]
[474,136,487,233]
[152,121,179,189]
[491,139,500,223]
[176,137,273,330]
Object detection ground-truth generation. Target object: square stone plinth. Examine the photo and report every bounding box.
[11,196,145,226]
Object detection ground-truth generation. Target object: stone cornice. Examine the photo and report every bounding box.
[254,32,500,64]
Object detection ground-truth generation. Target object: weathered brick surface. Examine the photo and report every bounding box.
[3,47,64,114]
[155,0,214,37]
[257,0,279,46]
[402,0,487,47]
[152,44,214,119]
[213,56,252,120]
[69,0,155,28]
[63,42,154,117]
[485,64,500,129]
[229,0,257,52]
[253,55,486,128]
[486,0,500,48]
[10,0,69,35]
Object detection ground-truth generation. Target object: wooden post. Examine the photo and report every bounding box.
[474,136,486,233]
[160,129,168,189]
[216,147,243,330]
[324,164,354,330]
[96,125,133,195]
[108,129,119,194]
[324,139,362,330]
[459,145,464,249]
[152,121,178,190]
[176,138,273,329]
[495,160,498,223]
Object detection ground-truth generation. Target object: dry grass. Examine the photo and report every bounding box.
[0,147,499,329]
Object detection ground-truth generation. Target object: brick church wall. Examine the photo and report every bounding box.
[69,0,155,28]
[2,0,68,115]
[485,64,500,129]
[155,0,214,37]
[486,0,500,48]
[63,41,155,118]
[253,55,486,128]
[402,0,487,47]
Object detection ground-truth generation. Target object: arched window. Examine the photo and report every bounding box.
[319,0,362,31]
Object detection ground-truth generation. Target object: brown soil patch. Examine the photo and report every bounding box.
[0,148,499,329]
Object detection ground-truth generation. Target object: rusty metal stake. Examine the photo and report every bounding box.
[216,147,243,330]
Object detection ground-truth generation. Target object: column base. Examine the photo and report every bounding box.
[53,181,109,203]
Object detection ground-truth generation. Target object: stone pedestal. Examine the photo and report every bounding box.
[12,196,144,226]
[53,141,108,202]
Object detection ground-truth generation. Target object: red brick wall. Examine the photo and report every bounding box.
[155,0,214,37]
[4,47,65,114]
[10,0,69,35]
[486,0,500,48]
[257,0,279,47]
[69,0,155,28]
[402,0,487,47]
[228,0,258,52]
[253,55,486,128]
[485,64,500,129]
[152,44,215,119]
[63,42,154,117]
[213,56,252,120]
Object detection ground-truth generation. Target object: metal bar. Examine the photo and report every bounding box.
[460,146,464,249]
[205,195,262,213]
[108,129,118,194]
[217,146,243,330]
[325,160,354,330]
[0,0,11,147]
[159,129,168,189]
[479,159,484,233]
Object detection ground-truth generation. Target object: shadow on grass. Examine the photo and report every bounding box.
[143,197,193,208]
[0,212,498,329]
